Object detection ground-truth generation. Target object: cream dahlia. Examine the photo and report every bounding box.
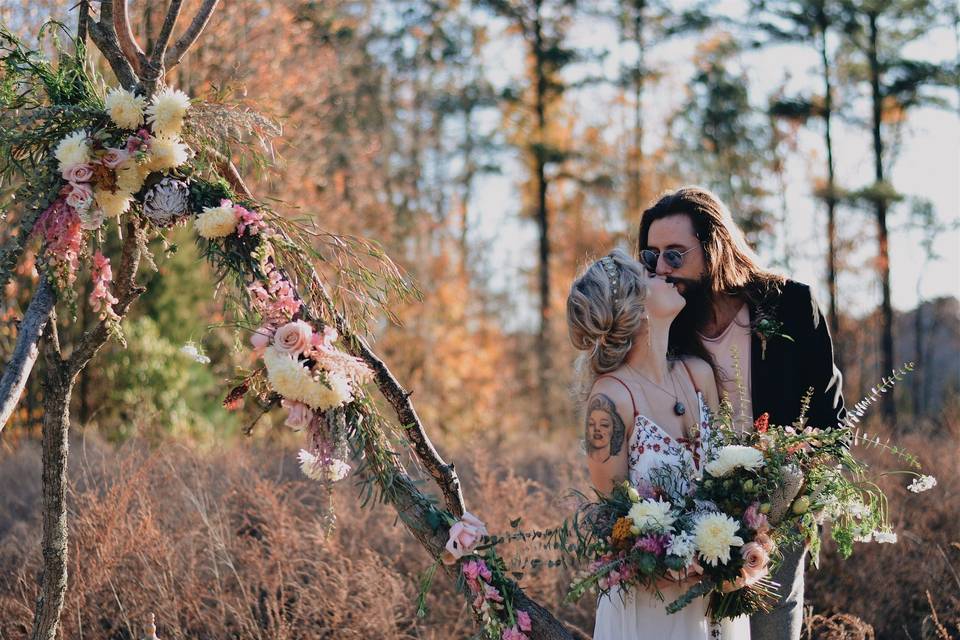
[146,134,189,171]
[54,131,90,170]
[146,87,191,135]
[693,512,744,566]
[704,445,765,478]
[104,87,146,130]
[194,204,238,238]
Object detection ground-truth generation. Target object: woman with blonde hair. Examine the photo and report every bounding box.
[567,248,749,639]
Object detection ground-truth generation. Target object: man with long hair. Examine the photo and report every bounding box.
[637,186,845,640]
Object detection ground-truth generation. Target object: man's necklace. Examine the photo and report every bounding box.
[624,362,687,417]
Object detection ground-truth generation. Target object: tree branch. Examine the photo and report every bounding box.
[86,1,138,89]
[164,0,220,69]
[145,0,183,79]
[111,0,147,78]
[0,277,55,433]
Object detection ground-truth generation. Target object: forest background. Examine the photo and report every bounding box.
[1,1,958,638]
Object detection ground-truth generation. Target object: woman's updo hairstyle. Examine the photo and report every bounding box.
[566,247,649,375]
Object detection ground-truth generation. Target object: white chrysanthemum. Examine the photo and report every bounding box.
[907,475,937,493]
[194,204,238,238]
[115,162,148,194]
[297,450,351,482]
[263,346,353,410]
[146,134,189,171]
[146,87,191,135]
[693,512,744,566]
[873,530,898,544]
[627,498,676,534]
[704,445,765,478]
[180,342,210,364]
[104,87,146,129]
[54,130,90,170]
[93,188,132,218]
[665,531,696,562]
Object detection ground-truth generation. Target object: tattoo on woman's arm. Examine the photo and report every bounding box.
[584,394,626,462]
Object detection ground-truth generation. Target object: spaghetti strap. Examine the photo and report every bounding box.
[678,360,701,393]
[595,374,638,419]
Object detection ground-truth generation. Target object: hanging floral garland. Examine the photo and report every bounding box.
[1,28,537,640]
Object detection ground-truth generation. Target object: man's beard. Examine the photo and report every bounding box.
[666,274,713,342]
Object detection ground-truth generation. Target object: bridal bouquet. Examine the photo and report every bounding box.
[566,471,780,622]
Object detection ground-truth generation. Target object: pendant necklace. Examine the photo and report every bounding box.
[626,363,686,416]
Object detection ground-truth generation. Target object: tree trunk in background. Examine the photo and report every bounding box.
[818,13,840,349]
[867,11,895,422]
[627,0,646,220]
[533,2,552,429]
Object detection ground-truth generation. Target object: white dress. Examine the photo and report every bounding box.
[593,390,751,640]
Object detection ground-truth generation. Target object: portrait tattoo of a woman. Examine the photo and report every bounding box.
[585,394,626,462]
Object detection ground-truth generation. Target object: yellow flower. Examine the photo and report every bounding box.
[146,134,189,171]
[611,516,635,549]
[146,87,190,136]
[104,87,145,130]
[93,188,132,218]
[115,162,149,194]
[194,204,237,238]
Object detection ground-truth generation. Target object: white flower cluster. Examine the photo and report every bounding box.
[665,530,696,563]
[297,450,351,482]
[704,445,765,478]
[907,475,937,493]
[627,498,676,534]
[263,346,353,411]
[693,512,744,566]
[105,87,146,130]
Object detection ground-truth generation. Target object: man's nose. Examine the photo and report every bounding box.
[656,255,672,275]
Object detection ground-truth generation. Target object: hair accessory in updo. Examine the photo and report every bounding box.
[600,255,620,304]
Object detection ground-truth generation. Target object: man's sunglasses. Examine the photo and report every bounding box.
[639,247,697,271]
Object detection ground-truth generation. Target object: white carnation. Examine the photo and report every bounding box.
[146,87,191,135]
[93,188,132,218]
[146,134,190,171]
[704,445,765,478]
[194,204,238,238]
[627,498,676,534]
[693,512,744,566]
[54,130,90,170]
[907,475,937,493]
[263,346,353,410]
[104,87,146,129]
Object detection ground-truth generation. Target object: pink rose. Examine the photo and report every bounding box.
[63,163,93,182]
[442,511,487,564]
[250,325,274,356]
[101,147,130,169]
[282,399,313,430]
[502,628,529,640]
[517,610,532,633]
[754,532,776,555]
[744,502,770,533]
[739,541,770,586]
[65,182,94,210]
[273,320,313,356]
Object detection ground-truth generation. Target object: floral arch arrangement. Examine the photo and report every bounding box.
[0,7,582,640]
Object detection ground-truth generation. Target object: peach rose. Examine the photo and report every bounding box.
[101,148,130,169]
[273,320,313,356]
[63,163,94,182]
[65,182,94,210]
[441,511,488,565]
[282,399,313,430]
[739,541,770,586]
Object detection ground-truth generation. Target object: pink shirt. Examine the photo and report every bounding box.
[699,304,753,431]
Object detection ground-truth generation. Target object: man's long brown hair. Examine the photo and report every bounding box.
[637,186,786,365]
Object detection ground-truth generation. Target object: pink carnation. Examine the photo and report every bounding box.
[517,610,532,633]
[502,628,529,640]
